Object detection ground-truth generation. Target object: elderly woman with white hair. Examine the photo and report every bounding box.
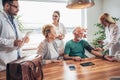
[37,24,62,64]
[99,13,120,56]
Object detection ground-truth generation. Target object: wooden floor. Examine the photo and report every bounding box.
[0,70,6,80]
[0,57,120,80]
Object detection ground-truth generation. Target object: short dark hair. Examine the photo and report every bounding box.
[2,0,18,6]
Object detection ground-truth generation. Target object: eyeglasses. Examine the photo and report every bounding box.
[53,15,58,17]
[9,3,19,9]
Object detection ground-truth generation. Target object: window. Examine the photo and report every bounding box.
[18,1,87,49]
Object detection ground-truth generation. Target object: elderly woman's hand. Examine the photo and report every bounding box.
[51,60,62,63]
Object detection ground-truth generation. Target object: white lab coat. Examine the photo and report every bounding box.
[0,10,22,71]
[103,24,120,56]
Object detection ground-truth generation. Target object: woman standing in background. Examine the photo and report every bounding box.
[99,13,120,56]
[52,10,67,55]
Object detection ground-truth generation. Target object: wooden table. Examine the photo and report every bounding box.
[43,58,120,80]
[0,57,120,80]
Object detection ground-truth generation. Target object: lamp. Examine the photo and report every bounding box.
[66,0,95,9]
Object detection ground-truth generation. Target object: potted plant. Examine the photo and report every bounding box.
[16,15,24,32]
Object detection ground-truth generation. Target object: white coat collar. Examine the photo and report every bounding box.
[0,9,17,33]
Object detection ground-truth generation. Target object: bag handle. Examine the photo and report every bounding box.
[22,61,37,80]
[29,61,44,80]
[38,61,44,80]
[21,60,43,80]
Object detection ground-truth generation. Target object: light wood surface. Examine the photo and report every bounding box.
[0,57,120,80]
[43,57,120,80]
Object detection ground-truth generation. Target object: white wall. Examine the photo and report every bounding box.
[103,0,120,25]
[0,0,2,10]
[87,0,120,42]
[103,0,120,17]
[87,0,103,42]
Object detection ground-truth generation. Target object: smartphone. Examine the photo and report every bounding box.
[69,65,76,70]
[80,62,95,67]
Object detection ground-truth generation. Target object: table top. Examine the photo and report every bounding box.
[0,57,120,80]
[42,57,120,80]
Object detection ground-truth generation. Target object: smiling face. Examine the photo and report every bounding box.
[52,11,60,22]
[48,27,57,40]
[73,27,84,41]
[42,24,57,41]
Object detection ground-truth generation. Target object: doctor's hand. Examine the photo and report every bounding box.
[94,47,103,51]
[22,36,30,43]
[104,55,117,62]
[14,40,23,48]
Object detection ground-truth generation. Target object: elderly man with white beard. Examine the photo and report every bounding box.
[64,26,115,61]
